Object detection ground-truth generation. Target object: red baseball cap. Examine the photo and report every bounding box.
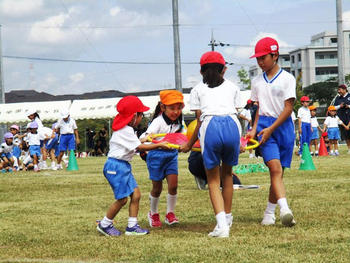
[250,37,279,58]
[200,51,226,66]
[300,96,310,102]
[112,96,150,131]
[247,99,252,104]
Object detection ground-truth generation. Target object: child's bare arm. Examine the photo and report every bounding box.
[137,142,170,152]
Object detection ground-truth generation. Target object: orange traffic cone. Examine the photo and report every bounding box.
[318,136,328,156]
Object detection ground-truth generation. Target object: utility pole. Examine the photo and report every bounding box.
[209,29,215,51]
[172,0,182,92]
[0,25,5,139]
[336,0,345,85]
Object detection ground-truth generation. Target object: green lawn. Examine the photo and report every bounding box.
[1,148,350,263]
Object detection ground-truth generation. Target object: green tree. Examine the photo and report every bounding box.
[345,73,350,86]
[303,81,338,106]
[237,67,251,90]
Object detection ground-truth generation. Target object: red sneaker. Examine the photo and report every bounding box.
[165,212,179,225]
[148,212,162,227]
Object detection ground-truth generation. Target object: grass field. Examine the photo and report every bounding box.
[1,148,350,263]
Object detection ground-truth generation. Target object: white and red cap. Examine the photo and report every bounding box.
[250,37,279,58]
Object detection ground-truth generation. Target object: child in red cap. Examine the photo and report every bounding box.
[297,96,312,155]
[97,96,169,237]
[248,37,296,227]
[141,90,185,228]
[181,51,242,238]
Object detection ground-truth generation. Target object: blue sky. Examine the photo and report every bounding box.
[1,0,350,95]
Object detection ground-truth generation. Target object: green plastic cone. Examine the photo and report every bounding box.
[67,150,79,171]
[299,142,316,170]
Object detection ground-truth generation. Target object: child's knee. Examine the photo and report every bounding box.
[131,189,141,202]
[117,197,128,206]
[168,185,178,194]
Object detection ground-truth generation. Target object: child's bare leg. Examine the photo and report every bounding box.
[267,159,285,202]
[166,174,178,195]
[106,197,128,219]
[206,165,224,214]
[129,188,141,217]
[221,163,233,214]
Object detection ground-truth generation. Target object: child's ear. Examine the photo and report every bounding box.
[160,103,166,112]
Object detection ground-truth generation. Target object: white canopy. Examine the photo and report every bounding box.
[0,100,71,124]
[0,90,251,123]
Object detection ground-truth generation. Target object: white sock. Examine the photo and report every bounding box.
[265,202,277,214]
[149,194,159,215]
[331,150,334,153]
[51,161,56,167]
[277,198,289,211]
[215,211,227,229]
[225,213,233,226]
[127,217,138,228]
[335,150,339,153]
[100,216,113,228]
[315,151,318,154]
[166,194,177,214]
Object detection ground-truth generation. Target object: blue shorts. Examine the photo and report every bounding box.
[59,134,76,152]
[13,146,21,159]
[146,150,178,181]
[29,145,41,157]
[327,127,340,140]
[257,116,295,168]
[46,135,59,156]
[1,152,13,159]
[310,128,319,140]
[299,122,311,154]
[103,158,137,200]
[200,116,240,170]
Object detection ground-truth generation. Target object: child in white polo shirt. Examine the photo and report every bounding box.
[297,96,312,155]
[309,105,323,156]
[54,110,80,170]
[96,96,169,236]
[323,106,349,155]
[181,51,241,238]
[248,37,296,227]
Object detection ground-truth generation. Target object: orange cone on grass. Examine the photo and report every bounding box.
[318,136,328,156]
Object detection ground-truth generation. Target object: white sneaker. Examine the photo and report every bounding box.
[56,164,63,170]
[280,209,296,227]
[208,225,229,238]
[261,213,276,226]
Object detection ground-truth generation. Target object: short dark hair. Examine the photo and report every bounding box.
[338,84,348,91]
[200,63,225,88]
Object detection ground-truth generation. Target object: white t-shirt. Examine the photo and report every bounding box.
[0,142,14,154]
[311,117,320,128]
[108,125,141,162]
[324,116,343,128]
[144,114,184,135]
[27,132,41,146]
[38,127,53,140]
[239,108,251,130]
[34,117,44,129]
[251,69,296,118]
[55,118,77,134]
[297,107,311,123]
[190,79,241,121]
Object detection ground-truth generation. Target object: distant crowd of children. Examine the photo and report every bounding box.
[0,109,79,172]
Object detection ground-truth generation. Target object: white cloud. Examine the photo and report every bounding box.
[70,73,84,83]
[110,6,121,17]
[0,0,42,17]
[224,32,294,61]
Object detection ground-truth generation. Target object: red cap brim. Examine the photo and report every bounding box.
[112,113,135,131]
[249,51,271,59]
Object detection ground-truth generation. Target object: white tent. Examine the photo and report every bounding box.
[0,100,71,124]
[0,90,251,123]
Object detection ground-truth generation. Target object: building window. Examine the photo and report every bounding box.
[291,56,295,63]
[298,54,301,61]
[292,70,295,76]
[330,38,337,43]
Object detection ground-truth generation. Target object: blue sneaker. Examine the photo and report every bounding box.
[125,224,149,236]
[97,223,122,237]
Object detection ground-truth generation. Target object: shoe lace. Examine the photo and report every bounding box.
[152,213,160,221]
[167,212,176,221]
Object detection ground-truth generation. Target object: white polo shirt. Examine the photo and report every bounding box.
[239,108,251,130]
[0,142,14,153]
[144,114,184,135]
[27,132,41,146]
[55,118,77,134]
[297,106,311,123]
[108,125,141,162]
[251,69,296,118]
[311,117,320,128]
[190,79,241,121]
[324,116,343,128]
